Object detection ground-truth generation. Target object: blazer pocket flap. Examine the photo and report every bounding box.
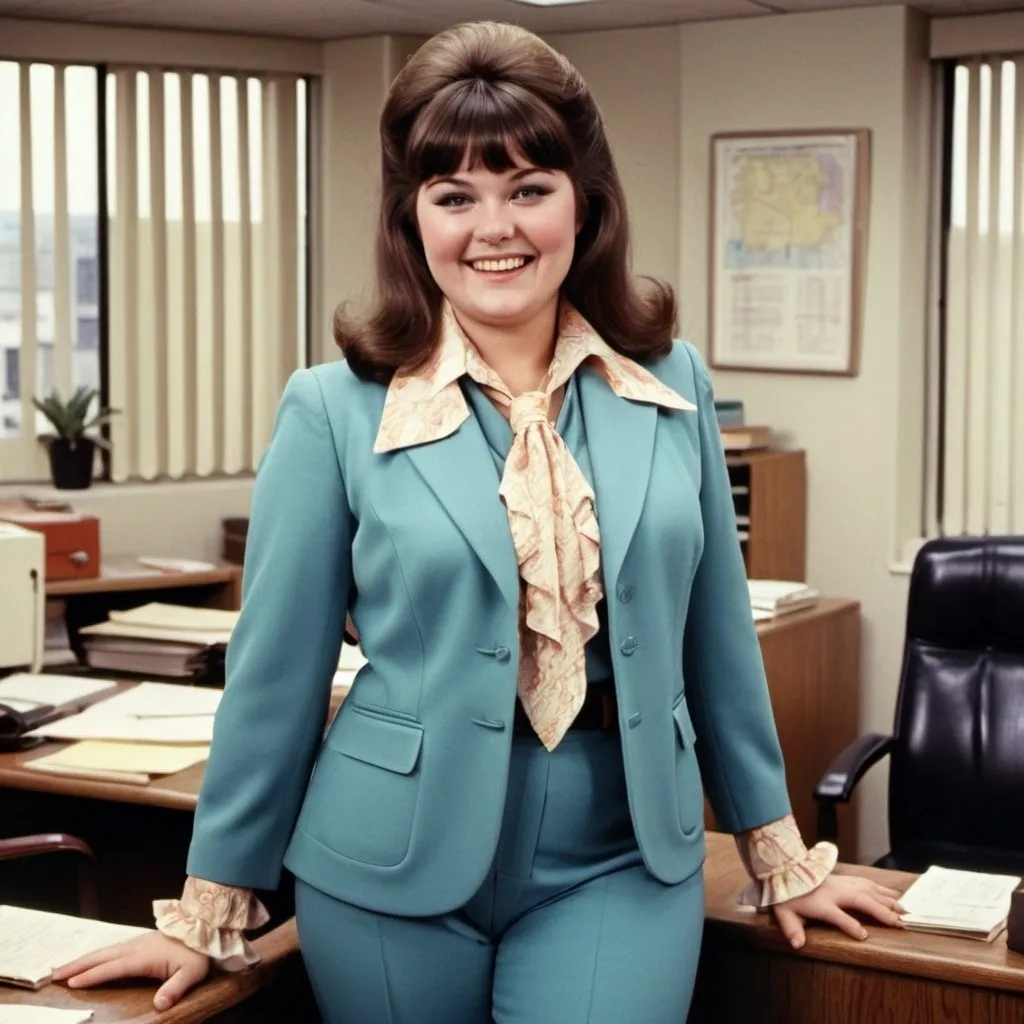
[672,694,698,748]
[330,707,424,775]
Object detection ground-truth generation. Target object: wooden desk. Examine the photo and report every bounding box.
[47,558,242,609]
[705,597,861,856]
[7,833,1022,1023]
[691,832,1024,1024]
[0,919,302,1023]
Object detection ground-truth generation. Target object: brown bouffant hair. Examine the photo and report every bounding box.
[335,21,676,383]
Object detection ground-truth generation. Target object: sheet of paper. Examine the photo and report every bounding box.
[27,740,209,775]
[0,675,117,713]
[900,865,1021,911]
[26,682,221,744]
[106,603,240,633]
[137,556,218,574]
[79,621,233,646]
[0,1008,93,1023]
[0,905,149,989]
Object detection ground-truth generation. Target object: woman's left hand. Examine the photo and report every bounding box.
[771,874,905,949]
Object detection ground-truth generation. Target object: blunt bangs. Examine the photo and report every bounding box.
[406,78,576,182]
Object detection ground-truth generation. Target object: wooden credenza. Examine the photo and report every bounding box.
[706,597,861,858]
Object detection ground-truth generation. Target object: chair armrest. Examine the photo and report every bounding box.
[812,733,894,843]
[0,833,99,918]
[815,733,895,803]
[0,833,94,862]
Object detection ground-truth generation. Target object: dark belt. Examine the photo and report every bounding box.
[513,685,618,734]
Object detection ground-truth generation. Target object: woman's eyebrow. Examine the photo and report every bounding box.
[425,167,553,190]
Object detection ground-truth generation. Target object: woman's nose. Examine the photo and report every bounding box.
[473,202,515,245]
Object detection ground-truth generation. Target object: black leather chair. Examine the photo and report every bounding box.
[814,535,1024,874]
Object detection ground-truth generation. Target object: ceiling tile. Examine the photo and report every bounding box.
[2,0,1024,41]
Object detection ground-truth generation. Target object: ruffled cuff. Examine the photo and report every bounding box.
[734,813,838,909]
[153,876,270,972]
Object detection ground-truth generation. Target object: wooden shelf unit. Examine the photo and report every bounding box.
[727,448,806,582]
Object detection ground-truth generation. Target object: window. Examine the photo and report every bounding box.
[0,62,100,481]
[932,57,1024,536]
[0,59,311,483]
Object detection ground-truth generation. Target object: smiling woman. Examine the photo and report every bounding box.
[53,20,904,1024]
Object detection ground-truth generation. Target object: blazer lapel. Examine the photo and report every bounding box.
[402,417,521,612]
[579,363,659,590]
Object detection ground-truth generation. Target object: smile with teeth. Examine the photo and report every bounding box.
[469,256,532,273]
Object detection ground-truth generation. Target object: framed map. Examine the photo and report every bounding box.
[709,129,870,375]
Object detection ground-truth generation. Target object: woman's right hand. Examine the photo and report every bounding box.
[52,931,211,1012]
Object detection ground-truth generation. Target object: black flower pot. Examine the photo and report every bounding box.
[48,437,96,490]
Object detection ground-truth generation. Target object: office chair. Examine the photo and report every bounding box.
[0,832,99,917]
[814,535,1024,874]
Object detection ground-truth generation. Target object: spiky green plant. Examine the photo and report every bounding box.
[32,386,119,451]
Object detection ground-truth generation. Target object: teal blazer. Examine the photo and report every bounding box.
[187,340,791,915]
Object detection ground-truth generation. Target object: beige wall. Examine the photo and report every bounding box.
[545,27,682,289]
[0,477,254,561]
[678,6,931,862]
[549,7,932,860]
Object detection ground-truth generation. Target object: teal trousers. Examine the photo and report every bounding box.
[294,729,705,1023]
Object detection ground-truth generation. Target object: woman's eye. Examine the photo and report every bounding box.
[437,193,471,208]
[514,186,549,201]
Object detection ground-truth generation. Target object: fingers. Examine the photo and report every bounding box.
[155,963,207,1012]
[818,903,869,941]
[52,942,129,981]
[773,904,807,950]
[64,955,143,989]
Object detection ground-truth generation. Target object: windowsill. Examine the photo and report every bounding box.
[888,535,927,577]
[0,476,255,501]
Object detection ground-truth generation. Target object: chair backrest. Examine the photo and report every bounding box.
[889,536,1024,854]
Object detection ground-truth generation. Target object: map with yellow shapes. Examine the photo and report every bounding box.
[725,152,846,270]
[712,133,864,372]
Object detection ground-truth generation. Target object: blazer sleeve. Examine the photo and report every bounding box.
[187,368,352,889]
[680,343,792,834]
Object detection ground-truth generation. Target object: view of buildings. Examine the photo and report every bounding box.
[0,210,100,438]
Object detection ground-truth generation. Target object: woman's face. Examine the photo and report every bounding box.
[415,153,578,335]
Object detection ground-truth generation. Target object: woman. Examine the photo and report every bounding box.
[55,21,902,1022]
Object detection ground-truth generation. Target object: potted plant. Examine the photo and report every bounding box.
[33,386,119,490]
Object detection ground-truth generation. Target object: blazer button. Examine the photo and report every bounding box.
[616,583,633,603]
[619,636,639,657]
[494,645,511,663]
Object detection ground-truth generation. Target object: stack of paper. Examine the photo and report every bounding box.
[0,905,149,990]
[25,681,222,745]
[898,865,1022,942]
[748,580,819,622]
[79,603,238,679]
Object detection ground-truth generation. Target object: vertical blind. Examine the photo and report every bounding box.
[107,66,307,482]
[940,57,1024,535]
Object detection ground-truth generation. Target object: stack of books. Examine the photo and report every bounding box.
[748,580,819,622]
[79,602,238,680]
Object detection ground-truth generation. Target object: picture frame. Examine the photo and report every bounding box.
[708,129,870,376]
